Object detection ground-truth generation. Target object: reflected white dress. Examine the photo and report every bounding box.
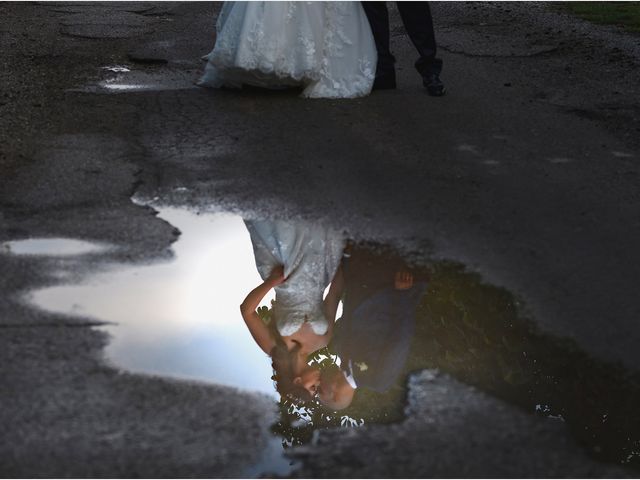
[244,219,345,336]
[199,1,377,98]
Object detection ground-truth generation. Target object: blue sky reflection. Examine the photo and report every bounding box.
[28,207,278,397]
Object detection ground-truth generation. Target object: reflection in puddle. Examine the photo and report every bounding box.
[278,246,640,469]
[2,238,110,256]
[23,206,640,470]
[29,209,278,396]
[242,435,300,478]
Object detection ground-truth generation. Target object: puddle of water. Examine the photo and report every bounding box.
[21,205,640,471]
[101,65,131,73]
[242,435,300,478]
[99,82,162,92]
[2,238,109,256]
[28,209,278,397]
[90,70,197,93]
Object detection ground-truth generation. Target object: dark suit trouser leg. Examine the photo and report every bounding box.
[361,2,396,73]
[396,2,443,77]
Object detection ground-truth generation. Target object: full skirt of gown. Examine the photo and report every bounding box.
[199,1,377,98]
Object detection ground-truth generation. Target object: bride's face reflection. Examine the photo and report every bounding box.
[292,366,321,397]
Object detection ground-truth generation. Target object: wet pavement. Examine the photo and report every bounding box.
[2,1,640,477]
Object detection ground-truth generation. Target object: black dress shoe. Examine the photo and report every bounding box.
[372,70,396,90]
[423,73,445,96]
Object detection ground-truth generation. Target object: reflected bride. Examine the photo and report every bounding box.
[240,219,345,401]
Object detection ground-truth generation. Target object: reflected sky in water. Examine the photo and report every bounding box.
[27,208,281,397]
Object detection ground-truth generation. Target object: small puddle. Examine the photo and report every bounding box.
[102,65,132,73]
[2,238,110,256]
[22,204,640,472]
[78,67,198,94]
[99,81,163,92]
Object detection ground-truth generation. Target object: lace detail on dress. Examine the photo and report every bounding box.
[302,2,375,99]
[199,1,376,99]
[274,303,329,337]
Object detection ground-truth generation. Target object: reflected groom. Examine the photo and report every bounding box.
[362,2,445,96]
[318,246,429,410]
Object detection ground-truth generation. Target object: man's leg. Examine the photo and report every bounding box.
[396,2,445,95]
[361,2,396,89]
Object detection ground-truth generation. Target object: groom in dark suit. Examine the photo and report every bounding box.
[362,2,445,96]
[318,245,429,410]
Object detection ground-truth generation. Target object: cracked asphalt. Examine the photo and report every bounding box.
[1,2,639,477]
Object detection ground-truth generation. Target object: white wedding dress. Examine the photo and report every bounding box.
[244,219,345,337]
[199,1,377,98]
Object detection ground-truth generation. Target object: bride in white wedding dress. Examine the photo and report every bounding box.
[240,219,345,400]
[198,1,377,98]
